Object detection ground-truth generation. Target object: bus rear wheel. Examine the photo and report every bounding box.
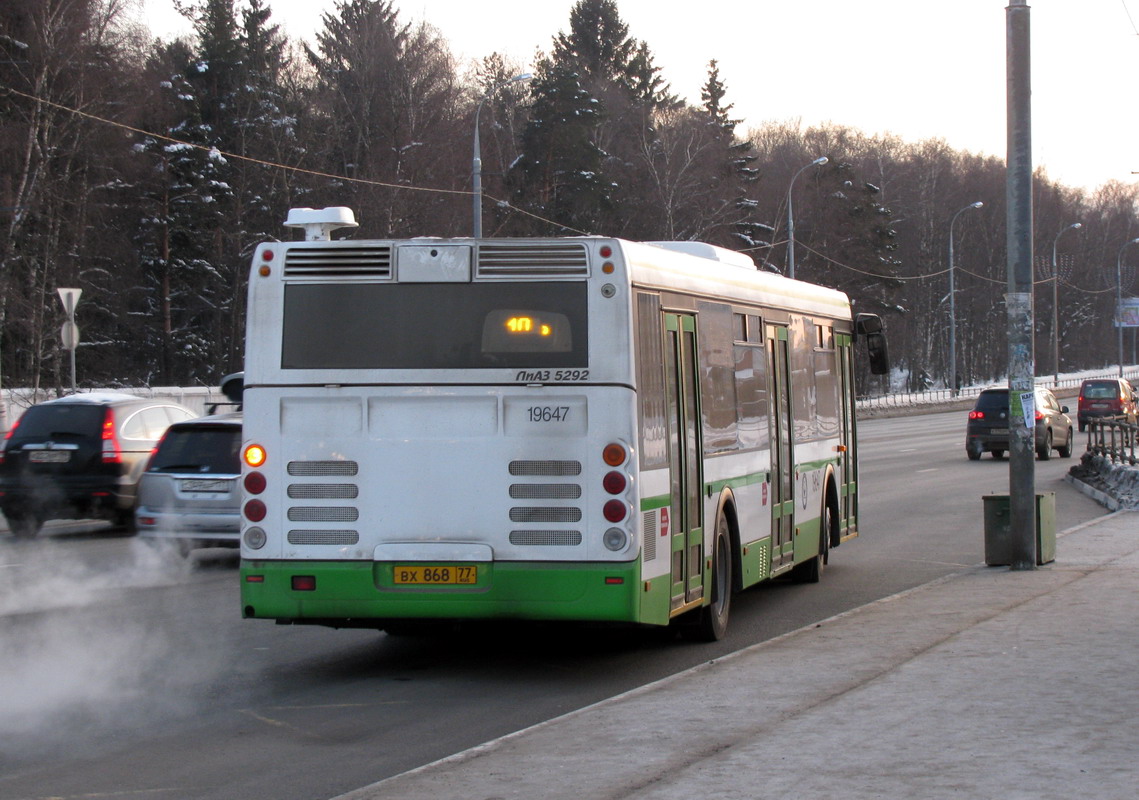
[684,514,732,642]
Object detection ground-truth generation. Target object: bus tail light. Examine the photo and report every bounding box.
[603,499,628,523]
[603,528,628,551]
[292,575,316,591]
[602,442,627,467]
[244,444,267,468]
[244,499,267,522]
[244,526,267,549]
[603,470,626,494]
[244,471,266,494]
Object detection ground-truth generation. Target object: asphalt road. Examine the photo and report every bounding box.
[0,409,1109,800]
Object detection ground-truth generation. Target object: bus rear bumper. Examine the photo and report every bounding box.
[240,559,644,626]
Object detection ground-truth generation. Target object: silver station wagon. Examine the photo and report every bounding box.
[135,413,242,555]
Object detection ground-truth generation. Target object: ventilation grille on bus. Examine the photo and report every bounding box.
[509,530,584,546]
[284,246,393,278]
[509,507,582,523]
[477,244,589,277]
[509,484,582,500]
[287,529,360,546]
[288,506,360,522]
[288,461,359,476]
[288,484,359,499]
[509,460,582,476]
[642,510,659,562]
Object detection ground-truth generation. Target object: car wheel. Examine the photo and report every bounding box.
[1037,430,1052,460]
[1058,427,1074,458]
[3,510,43,539]
[966,441,983,461]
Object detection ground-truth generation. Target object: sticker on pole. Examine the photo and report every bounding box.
[1018,391,1035,429]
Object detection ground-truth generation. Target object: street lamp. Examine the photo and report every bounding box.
[472,72,531,238]
[1049,222,1081,385]
[786,155,828,279]
[948,201,984,396]
[1116,237,1139,377]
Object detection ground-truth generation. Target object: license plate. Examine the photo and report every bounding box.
[29,450,70,463]
[393,565,478,585]
[180,478,231,493]
[990,428,1008,435]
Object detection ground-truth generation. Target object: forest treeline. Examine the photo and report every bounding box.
[2,0,1138,394]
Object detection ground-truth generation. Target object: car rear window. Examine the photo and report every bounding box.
[149,426,241,474]
[974,391,1009,412]
[1081,382,1118,399]
[13,404,105,439]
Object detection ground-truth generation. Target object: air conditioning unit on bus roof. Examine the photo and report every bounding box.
[284,207,358,241]
[647,241,756,270]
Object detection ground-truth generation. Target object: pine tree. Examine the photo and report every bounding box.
[507,57,611,235]
[305,0,463,235]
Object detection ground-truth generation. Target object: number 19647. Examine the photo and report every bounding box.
[528,406,570,422]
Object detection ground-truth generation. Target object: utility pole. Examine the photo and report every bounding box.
[1006,0,1036,570]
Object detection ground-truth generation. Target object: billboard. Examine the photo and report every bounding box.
[1117,298,1139,328]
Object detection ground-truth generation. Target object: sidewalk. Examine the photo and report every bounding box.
[336,511,1139,800]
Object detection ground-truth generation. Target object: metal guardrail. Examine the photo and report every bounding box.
[857,367,1139,412]
[1086,417,1139,467]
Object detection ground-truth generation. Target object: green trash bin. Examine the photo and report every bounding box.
[982,492,1056,566]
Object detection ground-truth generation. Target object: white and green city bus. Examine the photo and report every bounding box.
[238,207,889,641]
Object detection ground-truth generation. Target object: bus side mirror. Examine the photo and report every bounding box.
[220,371,245,404]
[855,314,890,376]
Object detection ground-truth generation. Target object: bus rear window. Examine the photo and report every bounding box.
[282,282,588,370]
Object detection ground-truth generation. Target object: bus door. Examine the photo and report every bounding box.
[836,334,857,536]
[664,313,704,611]
[767,325,795,570]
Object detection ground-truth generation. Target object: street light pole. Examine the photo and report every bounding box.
[948,201,983,396]
[1050,222,1081,385]
[786,155,828,280]
[472,73,531,238]
[1117,237,1139,377]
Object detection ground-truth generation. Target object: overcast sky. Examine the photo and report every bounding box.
[137,0,1139,192]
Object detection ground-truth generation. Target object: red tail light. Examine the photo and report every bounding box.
[0,418,18,464]
[1035,409,1044,421]
[969,410,985,420]
[101,408,122,463]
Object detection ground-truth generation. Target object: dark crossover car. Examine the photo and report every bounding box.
[0,393,198,537]
[1076,377,1138,431]
[135,413,242,556]
[965,387,1074,461]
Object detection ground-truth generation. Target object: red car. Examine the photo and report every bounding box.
[1077,378,1138,431]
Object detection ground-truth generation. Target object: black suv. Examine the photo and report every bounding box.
[965,387,1074,461]
[0,393,198,537]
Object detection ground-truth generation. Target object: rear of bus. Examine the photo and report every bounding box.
[239,219,643,628]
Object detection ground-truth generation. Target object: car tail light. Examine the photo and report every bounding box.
[969,410,985,420]
[1035,410,1044,421]
[0,419,18,464]
[101,408,122,464]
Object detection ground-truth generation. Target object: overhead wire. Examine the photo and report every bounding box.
[1,81,1133,294]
